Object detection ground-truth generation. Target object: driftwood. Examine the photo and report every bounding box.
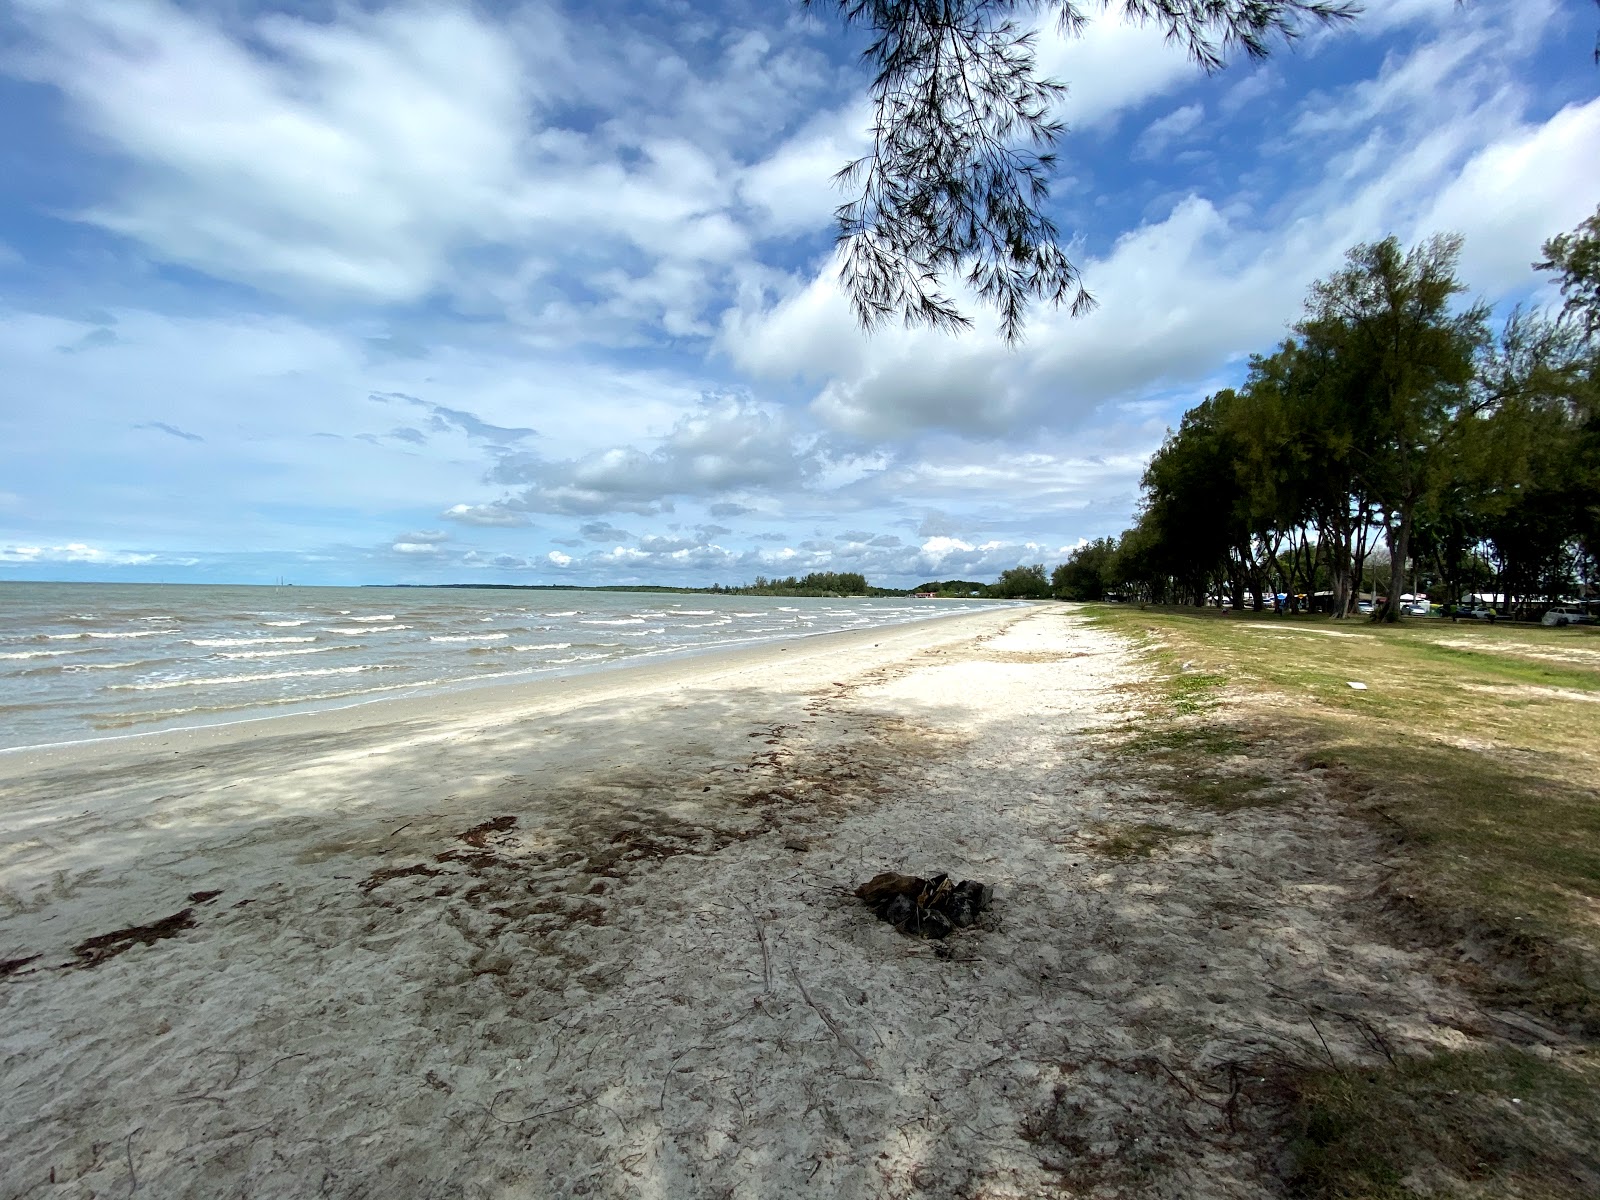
[855,872,991,939]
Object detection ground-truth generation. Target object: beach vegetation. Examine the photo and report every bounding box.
[728,571,873,596]
[990,563,1053,598]
[999,209,1599,622]
[913,578,991,597]
[1052,537,1118,600]
[1085,602,1600,1198]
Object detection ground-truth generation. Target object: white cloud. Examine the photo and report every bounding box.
[1416,99,1600,294]
[490,393,821,516]
[7,0,837,342]
[13,0,532,302]
[1,541,156,565]
[739,102,872,237]
[1135,103,1204,159]
[440,503,531,528]
[1033,12,1202,131]
[546,550,572,567]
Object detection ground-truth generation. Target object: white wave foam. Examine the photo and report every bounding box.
[509,642,572,651]
[216,646,348,660]
[541,610,578,617]
[429,633,510,643]
[192,636,317,647]
[262,620,308,627]
[62,659,171,672]
[87,630,172,639]
[351,615,396,623]
[110,664,384,691]
[580,618,646,626]
[324,625,410,635]
[0,649,80,660]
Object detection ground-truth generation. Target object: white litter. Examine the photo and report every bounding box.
[1347,681,1368,690]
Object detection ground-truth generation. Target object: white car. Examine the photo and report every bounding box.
[1541,606,1593,627]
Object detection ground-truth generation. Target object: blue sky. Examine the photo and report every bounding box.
[0,0,1596,587]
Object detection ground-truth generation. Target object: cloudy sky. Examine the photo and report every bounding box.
[1,0,1596,587]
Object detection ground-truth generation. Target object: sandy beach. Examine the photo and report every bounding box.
[1,606,1477,1199]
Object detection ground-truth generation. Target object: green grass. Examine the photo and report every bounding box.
[1086,604,1600,962]
[1075,603,1600,1197]
[1284,1049,1600,1200]
[1089,821,1197,859]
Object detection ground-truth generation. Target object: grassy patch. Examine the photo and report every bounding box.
[1169,670,1229,714]
[1122,723,1247,758]
[1282,1049,1600,1200]
[1169,770,1284,813]
[1089,821,1196,859]
[1083,604,1600,982]
[1075,603,1600,1198]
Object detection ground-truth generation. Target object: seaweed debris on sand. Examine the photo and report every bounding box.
[856,870,991,939]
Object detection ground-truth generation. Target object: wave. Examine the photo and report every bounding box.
[509,642,572,651]
[580,618,647,626]
[541,610,578,617]
[324,625,410,635]
[191,636,317,647]
[429,633,509,643]
[351,615,396,623]
[0,649,83,660]
[45,629,176,640]
[19,657,172,678]
[215,645,352,660]
[109,664,388,691]
[58,658,176,674]
[261,620,308,627]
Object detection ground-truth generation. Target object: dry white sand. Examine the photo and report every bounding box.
[1,607,1481,1199]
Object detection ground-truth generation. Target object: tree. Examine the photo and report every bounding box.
[812,0,1358,341]
[991,563,1052,597]
[1296,235,1489,622]
[1536,204,1600,338]
[1052,537,1117,599]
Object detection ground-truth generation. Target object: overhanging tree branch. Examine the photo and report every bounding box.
[810,0,1360,342]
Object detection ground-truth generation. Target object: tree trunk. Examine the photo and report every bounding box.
[1380,506,1412,623]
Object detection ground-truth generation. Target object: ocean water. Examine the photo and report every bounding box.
[0,583,977,752]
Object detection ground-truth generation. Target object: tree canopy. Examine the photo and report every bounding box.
[1013,207,1600,620]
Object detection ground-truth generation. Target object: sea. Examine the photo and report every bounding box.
[0,582,978,753]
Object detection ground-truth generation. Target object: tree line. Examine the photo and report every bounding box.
[1039,208,1600,621]
[714,572,878,597]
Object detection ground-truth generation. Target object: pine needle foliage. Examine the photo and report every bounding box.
[809,0,1359,342]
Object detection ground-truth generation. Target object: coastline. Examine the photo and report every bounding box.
[0,604,1475,1199]
[0,603,1007,774]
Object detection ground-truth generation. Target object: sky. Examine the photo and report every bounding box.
[0,0,1596,588]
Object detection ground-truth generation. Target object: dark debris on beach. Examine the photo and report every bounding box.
[856,871,992,940]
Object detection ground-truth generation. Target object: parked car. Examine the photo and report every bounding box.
[1454,603,1497,621]
[1406,601,1433,616]
[1541,606,1594,628]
